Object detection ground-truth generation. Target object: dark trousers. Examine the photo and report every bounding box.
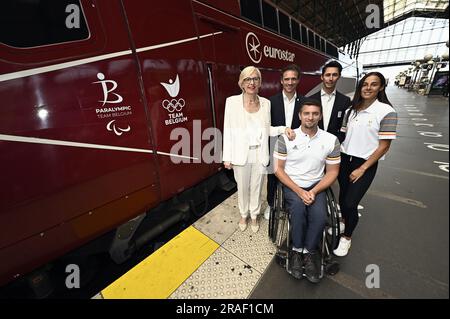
[267,173,277,208]
[266,136,278,208]
[338,153,378,237]
[283,185,327,252]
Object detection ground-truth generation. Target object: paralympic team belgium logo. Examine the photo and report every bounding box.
[160,74,188,126]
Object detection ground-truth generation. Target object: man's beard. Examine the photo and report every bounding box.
[303,122,317,129]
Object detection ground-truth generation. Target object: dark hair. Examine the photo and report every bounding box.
[352,72,392,109]
[281,64,301,79]
[321,60,343,76]
[346,72,393,121]
[299,98,322,114]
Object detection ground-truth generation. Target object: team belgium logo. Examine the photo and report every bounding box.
[160,74,188,126]
[160,75,185,113]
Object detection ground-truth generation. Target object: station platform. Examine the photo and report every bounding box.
[94,86,449,299]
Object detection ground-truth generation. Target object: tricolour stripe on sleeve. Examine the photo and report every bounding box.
[326,157,341,165]
[326,136,341,164]
[273,151,287,160]
[379,111,398,139]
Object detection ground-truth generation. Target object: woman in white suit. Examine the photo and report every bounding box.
[223,66,295,233]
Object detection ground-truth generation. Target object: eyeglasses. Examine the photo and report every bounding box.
[243,77,261,83]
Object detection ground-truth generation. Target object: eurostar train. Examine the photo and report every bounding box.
[0,0,357,294]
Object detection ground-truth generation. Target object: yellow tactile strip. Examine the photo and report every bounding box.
[170,219,277,299]
[101,226,219,299]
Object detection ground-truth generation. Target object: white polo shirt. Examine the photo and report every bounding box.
[274,127,341,188]
[341,99,397,160]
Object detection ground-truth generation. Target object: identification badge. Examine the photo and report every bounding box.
[338,111,342,118]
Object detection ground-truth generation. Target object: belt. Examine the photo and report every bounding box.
[249,145,260,150]
[342,153,364,162]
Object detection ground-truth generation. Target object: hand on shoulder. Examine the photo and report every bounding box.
[285,127,296,141]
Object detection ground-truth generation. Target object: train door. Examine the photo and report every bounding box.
[193,6,243,162]
[121,0,214,202]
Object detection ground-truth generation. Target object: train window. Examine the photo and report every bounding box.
[262,1,278,32]
[240,0,262,25]
[326,42,339,58]
[332,46,338,58]
[308,30,314,47]
[278,11,290,37]
[291,20,300,42]
[301,25,308,45]
[314,34,320,51]
[0,0,89,48]
[320,38,326,52]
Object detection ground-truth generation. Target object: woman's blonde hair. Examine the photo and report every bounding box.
[238,66,262,91]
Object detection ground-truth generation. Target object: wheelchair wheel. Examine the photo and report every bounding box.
[269,183,284,243]
[325,188,340,250]
[270,184,290,268]
[274,215,289,268]
[324,259,340,276]
[275,247,288,267]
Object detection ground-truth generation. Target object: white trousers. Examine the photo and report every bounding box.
[233,148,264,219]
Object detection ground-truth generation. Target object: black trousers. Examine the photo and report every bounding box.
[338,153,378,237]
[267,136,278,208]
[267,173,277,208]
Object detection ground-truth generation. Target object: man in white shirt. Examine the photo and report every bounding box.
[273,98,340,283]
[308,61,351,143]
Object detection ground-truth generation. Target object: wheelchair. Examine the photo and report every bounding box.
[268,183,340,277]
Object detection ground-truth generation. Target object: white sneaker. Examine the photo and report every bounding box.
[263,206,271,220]
[327,221,345,236]
[333,237,351,257]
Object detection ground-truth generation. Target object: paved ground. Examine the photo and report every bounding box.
[250,86,449,299]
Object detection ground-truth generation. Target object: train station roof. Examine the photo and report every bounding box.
[275,0,449,47]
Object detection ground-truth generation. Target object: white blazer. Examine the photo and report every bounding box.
[222,94,286,166]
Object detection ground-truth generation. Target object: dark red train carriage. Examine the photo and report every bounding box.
[0,0,356,291]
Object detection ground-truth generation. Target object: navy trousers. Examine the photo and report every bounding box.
[283,185,327,252]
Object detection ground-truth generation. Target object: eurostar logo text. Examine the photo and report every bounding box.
[245,32,296,64]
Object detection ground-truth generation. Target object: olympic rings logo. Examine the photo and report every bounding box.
[162,98,185,113]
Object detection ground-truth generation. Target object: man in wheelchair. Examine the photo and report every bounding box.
[273,98,340,283]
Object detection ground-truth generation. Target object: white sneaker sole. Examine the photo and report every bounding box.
[333,240,351,257]
[333,250,349,257]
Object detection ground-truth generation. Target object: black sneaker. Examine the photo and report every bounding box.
[303,251,321,283]
[287,251,303,279]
